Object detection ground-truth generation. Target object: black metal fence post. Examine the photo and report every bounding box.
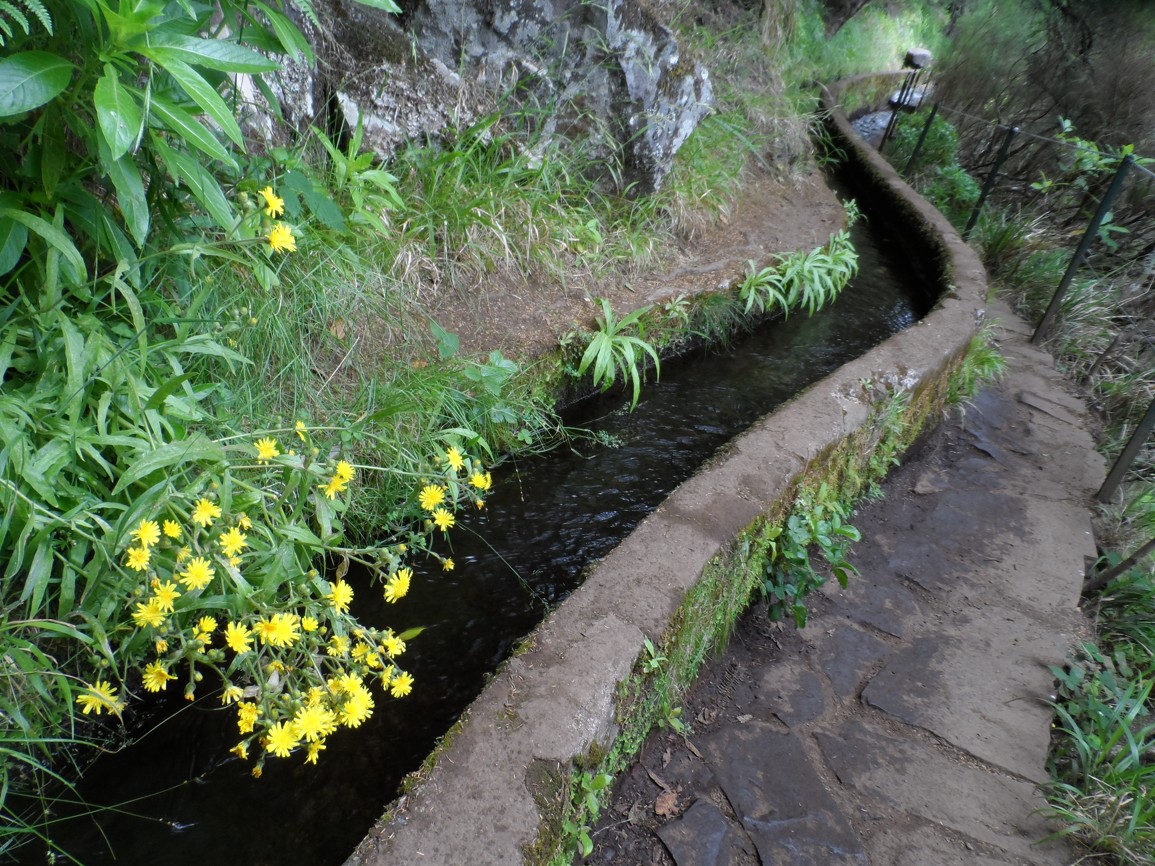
[961,125,1018,240]
[1032,154,1134,344]
[902,102,939,177]
[879,69,919,154]
[1097,391,1155,503]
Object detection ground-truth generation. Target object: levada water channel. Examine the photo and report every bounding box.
[28,174,939,865]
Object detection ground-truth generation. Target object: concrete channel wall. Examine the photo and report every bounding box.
[346,75,989,866]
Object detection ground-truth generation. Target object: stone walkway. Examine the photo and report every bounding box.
[592,299,1104,866]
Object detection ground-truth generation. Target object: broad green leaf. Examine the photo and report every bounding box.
[430,319,459,359]
[39,102,66,196]
[149,94,236,166]
[0,51,71,117]
[146,52,243,146]
[253,1,314,62]
[152,136,235,230]
[0,215,27,275]
[94,65,142,160]
[0,206,85,281]
[100,140,150,247]
[112,433,225,495]
[141,30,279,73]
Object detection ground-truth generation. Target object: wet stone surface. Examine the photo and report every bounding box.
[589,302,1099,866]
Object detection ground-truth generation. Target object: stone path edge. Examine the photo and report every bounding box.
[344,76,990,866]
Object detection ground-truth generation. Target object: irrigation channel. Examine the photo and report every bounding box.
[33,176,938,866]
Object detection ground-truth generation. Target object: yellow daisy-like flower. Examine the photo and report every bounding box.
[382,633,405,657]
[76,680,123,716]
[258,185,284,218]
[446,447,465,472]
[339,687,374,728]
[265,721,300,758]
[305,740,326,765]
[301,615,319,633]
[192,498,222,527]
[179,556,215,591]
[131,598,166,629]
[390,671,414,698]
[197,616,218,635]
[432,507,455,532]
[383,568,412,604]
[155,638,168,654]
[221,684,244,705]
[131,519,161,549]
[231,741,249,760]
[142,661,176,693]
[176,546,191,563]
[322,475,349,500]
[237,702,260,734]
[162,520,182,540]
[418,484,446,512]
[219,527,248,558]
[295,420,307,441]
[475,498,485,509]
[267,222,296,254]
[327,635,350,658]
[255,437,280,463]
[225,621,253,653]
[292,704,338,743]
[327,579,353,613]
[152,581,181,613]
[125,546,150,572]
[334,460,355,483]
[469,471,492,491]
[251,765,263,779]
[256,613,299,648]
[442,558,455,572]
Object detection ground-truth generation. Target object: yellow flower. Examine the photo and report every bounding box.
[251,765,263,779]
[265,721,300,757]
[228,555,243,569]
[267,222,296,254]
[301,615,319,632]
[255,613,299,648]
[192,498,222,527]
[292,704,338,742]
[432,507,455,532]
[327,579,353,613]
[255,437,280,463]
[442,558,455,572]
[237,513,252,530]
[390,671,414,698]
[155,638,168,654]
[231,741,249,760]
[221,684,244,705]
[339,687,374,728]
[237,702,260,734]
[225,621,253,653]
[131,519,161,549]
[162,520,182,540]
[176,546,191,563]
[258,185,284,218]
[152,581,181,613]
[334,460,355,483]
[295,420,307,441]
[327,635,350,657]
[322,475,349,500]
[382,633,405,657]
[179,556,215,591]
[219,527,248,558]
[469,471,492,491]
[125,546,150,572]
[76,681,123,716]
[383,568,411,604]
[197,616,217,635]
[305,740,326,765]
[418,484,445,512]
[131,598,166,629]
[475,498,485,509]
[142,661,176,693]
[446,447,465,472]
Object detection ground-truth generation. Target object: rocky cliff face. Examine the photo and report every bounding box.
[246,0,712,193]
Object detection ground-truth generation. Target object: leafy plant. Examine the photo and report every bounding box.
[576,299,661,409]
[761,483,861,628]
[561,771,613,860]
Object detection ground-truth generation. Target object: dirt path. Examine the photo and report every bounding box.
[588,299,1103,866]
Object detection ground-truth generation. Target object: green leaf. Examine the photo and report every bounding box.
[253,1,314,62]
[0,215,27,275]
[94,65,143,160]
[101,142,150,247]
[140,31,279,73]
[112,433,225,495]
[353,0,402,12]
[149,93,237,167]
[0,51,71,117]
[146,52,244,146]
[0,206,85,281]
[39,103,66,197]
[430,319,459,360]
[152,136,236,229]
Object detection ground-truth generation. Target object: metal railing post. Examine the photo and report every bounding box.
[879,69,919,154]
[902,102,939,177]
[962,125,1018,239]
[1097,391,1155,503]
[1032,154,1134,344]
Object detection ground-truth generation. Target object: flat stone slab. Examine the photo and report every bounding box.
[866,823,1023,865]
[816,720,1066,863]
[816,623,893,698]
[750,663,827,727]
[699,722,867,865]
[861,607,1066,781]
[656,800,757,866]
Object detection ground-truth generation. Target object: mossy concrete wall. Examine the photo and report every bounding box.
[344,76,989,866]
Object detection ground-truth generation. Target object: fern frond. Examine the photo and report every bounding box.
[22,0,51,33]
[0,0,52,45]
[288,0,320,33]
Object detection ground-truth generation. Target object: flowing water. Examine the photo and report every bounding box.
[28,178,936,866]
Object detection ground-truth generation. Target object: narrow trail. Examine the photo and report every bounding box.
[591,298,1102,866]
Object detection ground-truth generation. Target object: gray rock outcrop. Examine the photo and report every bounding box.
[241,0,712,193]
